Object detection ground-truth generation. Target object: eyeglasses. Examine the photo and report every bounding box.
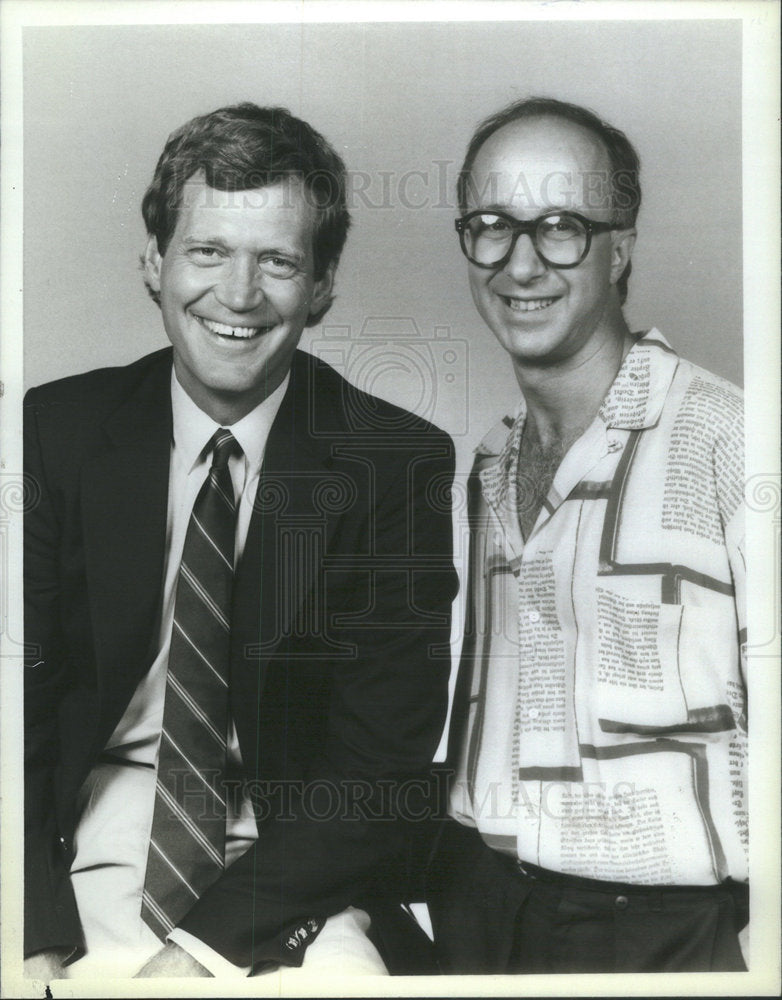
[455,209,617,270]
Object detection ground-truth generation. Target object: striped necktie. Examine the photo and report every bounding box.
[142,428,241,939]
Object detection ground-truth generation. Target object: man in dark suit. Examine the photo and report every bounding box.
[24,103,456,979]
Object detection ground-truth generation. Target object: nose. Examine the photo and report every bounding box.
[215,256,264,313]
[503,232,547,283]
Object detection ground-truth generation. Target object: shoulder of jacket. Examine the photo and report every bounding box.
[297,349,453,444]
[24,348,172,411]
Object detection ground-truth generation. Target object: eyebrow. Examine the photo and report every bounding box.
[473,204,567,217]
[181,236,229,249]
[181,236,305,261]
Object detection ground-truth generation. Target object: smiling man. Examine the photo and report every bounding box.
[24,104,457,980]
[427,97,748,973]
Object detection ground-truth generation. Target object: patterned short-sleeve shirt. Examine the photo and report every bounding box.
[451,330,747,886]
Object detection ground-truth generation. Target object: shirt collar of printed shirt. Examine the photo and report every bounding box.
[478,329,680,556]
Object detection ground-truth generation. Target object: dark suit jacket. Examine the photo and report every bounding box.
[24,347,457,970]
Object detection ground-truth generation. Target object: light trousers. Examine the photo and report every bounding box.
[66,760,388,979]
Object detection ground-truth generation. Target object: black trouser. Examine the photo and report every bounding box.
[427,820,748,974]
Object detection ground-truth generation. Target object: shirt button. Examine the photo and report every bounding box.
[614,895,629,910]
[528,610,540,623]
[528,708,540,720]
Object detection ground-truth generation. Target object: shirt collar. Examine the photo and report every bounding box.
[598,328,679,430]
[476,329,680,519]
[476,401,526,541]
[477,328,680,463]
[170,369,290,474]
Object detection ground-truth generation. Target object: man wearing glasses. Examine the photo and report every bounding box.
[427,97,747,973]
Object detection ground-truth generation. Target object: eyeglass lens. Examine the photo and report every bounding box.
[462,212,589,268]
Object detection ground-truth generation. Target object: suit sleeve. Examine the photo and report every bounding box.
[23,394,85,957]
[178,429,458,970]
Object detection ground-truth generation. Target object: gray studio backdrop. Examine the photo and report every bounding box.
[24,19,742,477]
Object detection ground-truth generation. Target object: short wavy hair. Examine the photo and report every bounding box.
[141,103,351,315]
[457,96,641,304]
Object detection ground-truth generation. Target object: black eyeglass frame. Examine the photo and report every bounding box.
[454,209,618,270]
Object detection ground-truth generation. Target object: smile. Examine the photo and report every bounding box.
[502,296,558,313]
[194,314,273,339]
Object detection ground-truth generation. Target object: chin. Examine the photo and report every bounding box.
[501,330,559,360]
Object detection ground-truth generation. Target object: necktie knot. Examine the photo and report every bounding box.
[209,429,242,472]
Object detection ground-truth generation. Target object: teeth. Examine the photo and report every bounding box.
[505,297,557,312]
[198,316,267,338]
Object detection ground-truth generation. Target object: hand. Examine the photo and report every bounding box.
[738,921,749,968]
[134,941,213,977]
[24,948,69,981]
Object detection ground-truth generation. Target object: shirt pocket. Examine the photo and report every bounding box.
[591,586,690,732]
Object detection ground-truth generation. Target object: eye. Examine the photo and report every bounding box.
[538,215,583,240]
[189,246,223,264]
[469,214,513,242]
[259,255,300,279]
[480,214,511,232]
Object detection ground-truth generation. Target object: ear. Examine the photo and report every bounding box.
[308,262,336,319]
[143,235,163,294]
[609,228,636,286]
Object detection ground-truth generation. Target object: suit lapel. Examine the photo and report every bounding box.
[81,352,173,743]
[230,353,345,761]
[78,349,347,762]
